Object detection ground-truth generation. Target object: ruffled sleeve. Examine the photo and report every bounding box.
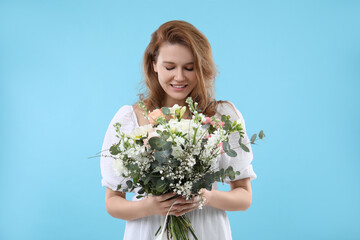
[216,102,257,184]
[100,105,137,192]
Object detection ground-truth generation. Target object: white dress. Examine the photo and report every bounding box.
[100,102,257,240]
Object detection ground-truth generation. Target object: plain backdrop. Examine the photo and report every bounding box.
[1,0,359,239]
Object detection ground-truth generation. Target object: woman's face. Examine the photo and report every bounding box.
[153,42,197,107]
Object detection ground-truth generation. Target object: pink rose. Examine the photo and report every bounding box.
[148,109,165,125]
[219,121,225,127]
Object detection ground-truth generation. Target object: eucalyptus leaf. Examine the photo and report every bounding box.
[154,149,172,163]
[149,137,167,150]
[240,143,250,152]
[226,149,237,157]
[259,130,265,139]
[109,145,119,155]
[161,107,170,115]
[224,122,231,131]
[250,134,257,144]
[155,179,168,192]
[126,180,133,189]
[222,141,230,151]
[161,131,170,140]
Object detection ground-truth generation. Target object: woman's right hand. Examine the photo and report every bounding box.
[143,192,181,216]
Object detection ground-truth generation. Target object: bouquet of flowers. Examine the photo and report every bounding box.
[105,97,264,240]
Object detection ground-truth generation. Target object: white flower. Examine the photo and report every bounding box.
[169,119,192,133]
[127,124,154,140]
[169,104,181,115]
[113,158,128,176]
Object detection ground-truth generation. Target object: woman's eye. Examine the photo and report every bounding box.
[185,68,194,71]
[165,67,175,70]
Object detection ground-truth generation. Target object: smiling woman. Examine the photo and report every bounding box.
[152,43,197,109]
[100,20,257,240]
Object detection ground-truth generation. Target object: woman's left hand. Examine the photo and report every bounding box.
[169,189,211,216]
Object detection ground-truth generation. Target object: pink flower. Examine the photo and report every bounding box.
[215,121,225,129]
[205,135,212,139]
[210,121,216,126]
[203,117,212,124]
[148,109,165,125]
[143,131,155,145]
[218,142,225,153]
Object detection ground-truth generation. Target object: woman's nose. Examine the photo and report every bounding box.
[174,68,185,81]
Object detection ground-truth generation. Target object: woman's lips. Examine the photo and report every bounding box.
[170,84,188,91]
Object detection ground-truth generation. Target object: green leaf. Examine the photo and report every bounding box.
[222,141,230,152]
[226,149,237,157]
[109,145,119,155]
[138,188,145,194]
[250,134,257,144]
[161,107,170,115]
[126,180,133,189]
[160,131,170,140]
[154,149,172,163]
[155,179,168,192]
[116,184,122,191]
[149,137,168,150]
[136,195,144,199]
[229,171,235,180]
[236,171,240,175]
[223,121,232,131]
[240,143,250,152]
[221,115,228,122]
[144,175,152,185]
[259,130,265,139]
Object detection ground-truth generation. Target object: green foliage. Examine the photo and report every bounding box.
[259,130,265,139]
[240,143,250,152]
[154,149,172,163]
[161,107,170,115]
[226,149,237,157]
[149,137,171,151]
[109,144,119,155]
[250,134,257,144]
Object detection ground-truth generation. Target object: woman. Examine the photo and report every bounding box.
[100,20,257,240]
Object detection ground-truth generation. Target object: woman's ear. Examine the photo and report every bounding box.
[152,61,158,73]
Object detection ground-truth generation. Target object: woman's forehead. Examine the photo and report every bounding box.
[157,43,194,63]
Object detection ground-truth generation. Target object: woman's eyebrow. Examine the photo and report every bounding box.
[162,61,194,64]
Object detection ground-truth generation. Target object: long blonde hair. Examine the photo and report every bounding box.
[141,20,219,116]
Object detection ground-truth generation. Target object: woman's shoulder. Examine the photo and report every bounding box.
[216,100,243,121]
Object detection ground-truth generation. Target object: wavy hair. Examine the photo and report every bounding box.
[140,20,219,116]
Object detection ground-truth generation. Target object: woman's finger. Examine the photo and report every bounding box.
[157,192,177,202]
[174,204,200,216]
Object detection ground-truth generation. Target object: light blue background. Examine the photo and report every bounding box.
[1,1,359,239]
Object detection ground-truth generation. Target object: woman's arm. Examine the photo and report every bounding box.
[105,188,185,221]
[199,177,252,211]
